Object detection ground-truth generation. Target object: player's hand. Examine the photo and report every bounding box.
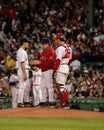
[29,60,34,65]
[30,60,40,65]
[23,73,27,81]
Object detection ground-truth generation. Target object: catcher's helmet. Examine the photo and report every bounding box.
[54,33,66,41]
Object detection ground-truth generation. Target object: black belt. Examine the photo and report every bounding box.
[61,63,67,65]
[26,68,30,70]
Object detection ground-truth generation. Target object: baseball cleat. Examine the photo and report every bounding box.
[34,104,41,108]
[24,102,32,107]
[54,104,62,109]
[48,102,56,108]
[38,102,47,108]
[62,106,70,110]
[17,103,25,108]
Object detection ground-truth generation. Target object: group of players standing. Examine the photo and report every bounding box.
[12,33,72,109]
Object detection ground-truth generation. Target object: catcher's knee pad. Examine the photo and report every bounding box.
[59,84,65,92]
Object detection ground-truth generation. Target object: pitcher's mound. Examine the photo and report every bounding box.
[0,108,104,118]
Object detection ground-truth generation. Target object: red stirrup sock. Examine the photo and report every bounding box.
[63,90,68,105]
[59,91,64,106]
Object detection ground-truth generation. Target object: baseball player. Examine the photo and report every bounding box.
[16,38,31,107]
[32,65,42,107]
[30,38,56,107]
[53,33,72,108]
[9,68,19,108]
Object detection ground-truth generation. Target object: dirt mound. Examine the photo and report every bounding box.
[0,107,104,118]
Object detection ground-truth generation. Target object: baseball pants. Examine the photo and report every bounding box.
[41,69,54,103]
[33,85,42,106]
[17,69,30,104]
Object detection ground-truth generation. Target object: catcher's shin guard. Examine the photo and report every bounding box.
[63,90,68,105]
[55,83,63,106]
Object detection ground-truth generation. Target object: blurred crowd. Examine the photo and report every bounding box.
[0,0,104,99]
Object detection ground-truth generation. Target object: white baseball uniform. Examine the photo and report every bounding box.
[9,73,19,108]
[32,68,42,106]
[55,45,72,91]
[16,48,30,104]
[54,43,72,107]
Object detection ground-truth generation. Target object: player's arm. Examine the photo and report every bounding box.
[30,60,40,65]
[53,47,63,72]
[53,59,60,72]
[40,51,56,70]
[21,62,27,80]
[68,47,73,65]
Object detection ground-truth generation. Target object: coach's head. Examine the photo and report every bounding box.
[42,38,51,50]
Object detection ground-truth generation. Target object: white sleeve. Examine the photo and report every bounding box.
[55,46,65,60]
[69,47,72,59]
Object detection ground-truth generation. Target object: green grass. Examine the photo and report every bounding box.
[0,117,104,130]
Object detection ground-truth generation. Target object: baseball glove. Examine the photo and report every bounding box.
[29,70,33,78]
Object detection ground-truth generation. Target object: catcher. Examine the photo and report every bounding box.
[53,33,72,109]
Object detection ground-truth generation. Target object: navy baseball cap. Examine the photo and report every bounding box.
[42,38,51,45]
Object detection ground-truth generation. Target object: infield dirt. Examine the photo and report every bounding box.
[0,108,104,118]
